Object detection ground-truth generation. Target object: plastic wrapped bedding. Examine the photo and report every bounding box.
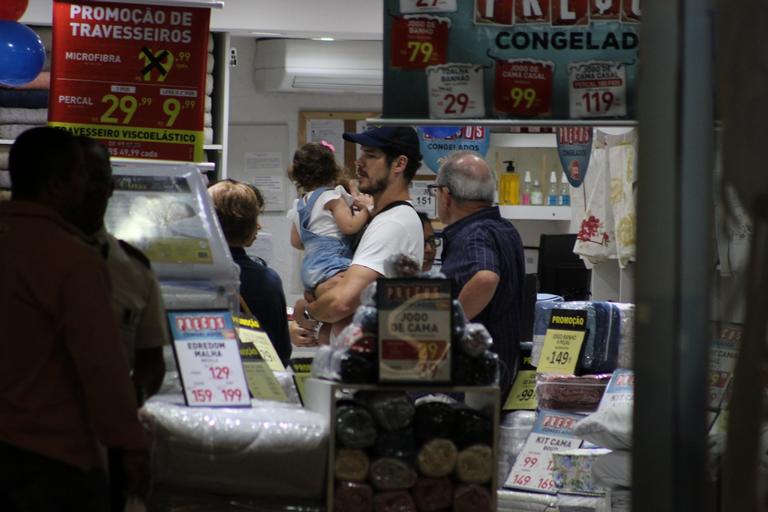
[141,395,329,499]
[533,302,633,374]
[557,493,611,512]
[591,450,631,488]
[573,401,633,450]
[551,448,611,494]
[497,489,558,512]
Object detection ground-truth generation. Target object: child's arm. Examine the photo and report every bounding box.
[326,198,370,235]
[290,222,304,250]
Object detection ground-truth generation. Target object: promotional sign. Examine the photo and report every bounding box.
[537,309,587,375]
[49,1,210,161]
[290,357,313,405]
[493,58,554,116]
[233,316,288,403]
[598,368,634,409]
[427,63,486,119]
[505,409,584,493]
[400,0,457,13]
[384,0,639,120]
[556,126,592,187]
[418,126,490,174]
[390,15,451,70]
[378,278,452,382]
[503,369,538,410]
[568,60,627,118]
[168,310,251,408]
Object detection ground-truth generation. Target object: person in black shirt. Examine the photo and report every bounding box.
[208,179,292,365]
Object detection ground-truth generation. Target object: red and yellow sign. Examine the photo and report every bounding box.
[390,15,450,70]
[494,59,554,116]
[49,1,210,162]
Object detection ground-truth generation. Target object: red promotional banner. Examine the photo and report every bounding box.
[552,0,590,26]
[390,15,450,70]
[621,0,641,22]
[590,0,621,20]
[494,59,554,116]
[474,0,513,25]
[49,1,210,162]
[514,0,550,24]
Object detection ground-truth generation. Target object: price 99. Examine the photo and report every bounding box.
[510,87,536,109]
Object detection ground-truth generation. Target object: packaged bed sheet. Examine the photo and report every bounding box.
[141,394,329,499]
[533,301,633,374]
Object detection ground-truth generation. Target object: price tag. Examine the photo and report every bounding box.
[168,310,251,408]
[597,368,634,409]
[427,63,486,119]
[400,0,457,13]
[390,15,451,70]
[378,278,452,382]
[494,59,554,116]
[242,359,289,402]
[290,357,314,405]
[536,309,587,375]
[708,323,741,409]
[49,1,209,161]
[410,181,437,218]
[505,409,584,494]
[234,316,286,372]
[503,369,538,410]
[568,60,627,118]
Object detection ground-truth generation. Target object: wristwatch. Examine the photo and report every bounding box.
[303,306,318,323]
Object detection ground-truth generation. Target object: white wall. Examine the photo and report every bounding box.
[226,36,382,303]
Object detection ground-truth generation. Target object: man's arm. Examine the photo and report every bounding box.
[458,270,500,320]
[306,264,380,323]
[132,347,165,402]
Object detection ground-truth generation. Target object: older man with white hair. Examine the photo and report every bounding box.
[431,151,525,394]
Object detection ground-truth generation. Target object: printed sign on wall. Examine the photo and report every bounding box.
[384,0,640,120]
[49,0,210,161]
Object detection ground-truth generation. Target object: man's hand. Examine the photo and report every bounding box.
[289,320,318,347]
[293,298,320,332]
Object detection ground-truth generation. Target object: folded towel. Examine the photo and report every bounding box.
[206,53,214,73]
[204,112,212,127]
[205,95,212,113]
[0,90,48,108]
[204,127,213,145]
[206,73,214,95]
[0,125,39,140]
[0,108,48,124]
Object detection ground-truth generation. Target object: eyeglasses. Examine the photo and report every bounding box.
[426,184,448,197]
[425,235,441,249]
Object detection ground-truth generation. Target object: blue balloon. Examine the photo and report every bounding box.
[0,21,45,86]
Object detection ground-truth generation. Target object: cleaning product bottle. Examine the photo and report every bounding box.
[521,170,532,205]
[547,171,558,206]
[530,178,543,205]
[559,173,571,206]
[498,160,520,205]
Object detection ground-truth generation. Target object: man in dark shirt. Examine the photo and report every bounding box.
[433,151,525,394]
[208,180,292,365]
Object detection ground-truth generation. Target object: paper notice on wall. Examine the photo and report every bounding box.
[307,119,345,166]
[244,152,286,211]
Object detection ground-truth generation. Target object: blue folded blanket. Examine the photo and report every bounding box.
[0,90,49,109]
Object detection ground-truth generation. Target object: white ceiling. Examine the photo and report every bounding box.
[21,0,384,40]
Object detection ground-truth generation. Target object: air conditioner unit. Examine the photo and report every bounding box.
[253,39,383,94]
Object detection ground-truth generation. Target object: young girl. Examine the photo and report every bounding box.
[287,141,371,292]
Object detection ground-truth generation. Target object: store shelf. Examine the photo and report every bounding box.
[204,144,223,150]
[499,205,571,221]
[490,133,557,148]
[369,118,638,127]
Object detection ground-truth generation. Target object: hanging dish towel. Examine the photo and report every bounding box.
[573,143,616,266]
[608,141,637,267]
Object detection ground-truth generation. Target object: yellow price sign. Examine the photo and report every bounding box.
[242,360,289,402]
[234,325,285,372]
[510,87,537,109]
[536,310,587,375]
[407,40,434,63]
[504,370,538,410]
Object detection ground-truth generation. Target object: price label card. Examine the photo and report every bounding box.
[234,316,286,372]
[410,181,437,218]
[378,278,452,382]
[290,357,314,405]
[49,1,209,161]
[537,309,587,375]
[568,60,627,118]
[597,368,634,409]
[400,0,457,13]
[708,323,741,410]
[504,369,538,410]
[494,59,554,116]
[427,63,485,119]
[505,409,584,493]
[390,15,451,70]
[168,310,251,408]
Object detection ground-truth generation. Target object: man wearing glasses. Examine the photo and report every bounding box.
[430,151,525,394]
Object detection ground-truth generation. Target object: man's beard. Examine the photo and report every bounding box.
[358,172,389,195]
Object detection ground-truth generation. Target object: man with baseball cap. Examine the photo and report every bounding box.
[294,126,424,333]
